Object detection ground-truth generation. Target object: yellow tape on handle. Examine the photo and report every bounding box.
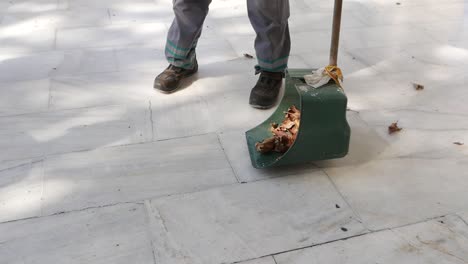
[324,65,344,88]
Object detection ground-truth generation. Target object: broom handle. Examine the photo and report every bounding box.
[329,0,343,66]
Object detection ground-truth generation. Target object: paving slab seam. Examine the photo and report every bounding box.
[369,213,452,233]
[227,231,372,264]
[387,227,468,264]
[0,132,223,164]
[0,141,128,164]
[154,131,217,142]
[291,23,371,34]
[0,103,123,118]
[53,40,154,54]
[106,8,112,22]
[1,180,248,225]
[321,169,369,231]
[0,159,44,173]
[144,199,195,263]
[360,108,468,118]
[53,28,58,50]
[386,155,467,162]
[272,255,279,264]
[142,200,159,264]
[227,213,460,264]
[51,42,163,55]
[235,165,322,185]
[148,100,155,141]
[366,124,468,133]
[456,214,468,227]
[223,35,243,57]
[216,133,241,183]
[0,200,145,225]
[39,160,46,217]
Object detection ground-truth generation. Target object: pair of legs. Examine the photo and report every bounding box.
[155,0,291,109]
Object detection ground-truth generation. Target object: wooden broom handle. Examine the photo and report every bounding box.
[329,0,343,66]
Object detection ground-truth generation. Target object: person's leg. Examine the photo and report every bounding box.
[247,0,291,108]
[154,0,211,93]
[166,0,212,69]
[248,0,291,73]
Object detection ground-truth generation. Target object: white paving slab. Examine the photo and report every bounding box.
[109,1,174,25]
[0,52,63,82]
[0,105,150,162]
[417,20,468,44]
[60,0,157,9]
[147,174,366,264]
[356,109,468,159]
[49,70,155,109]
[151,93,217,140]
[196,38,239,65]
[207,0,248,19]
[0,49,114,83]
[359,4,448,27]
[291,30,331,55]
[275,214,468,264]
[56,22,168,50]
[115,47,167,72]
[341,26,434,50]
[41,133,237,215]
[288,11,365,33]
[1,0,468,261]
[206,88,275,133]
[1,7,110,30]
[0,160,43,223]
[408,80,468,115]
[0,203,156,264]
[5,0,60,14]
[0,78,50,116]
[400,43,468,68]
[51,48,118,77]
[326,158,468,230]
[0,26,55,53]
[187,58,258,94]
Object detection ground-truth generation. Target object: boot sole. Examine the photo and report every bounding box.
[249,102,275,110]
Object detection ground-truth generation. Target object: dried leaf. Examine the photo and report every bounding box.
[255,137,276,153]
[413,83,424,90]
[256,105,301,154]
[243,53,254,59]
[454,142,464,146]
[388,122,403,134]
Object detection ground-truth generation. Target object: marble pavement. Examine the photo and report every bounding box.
[1,0,468,263]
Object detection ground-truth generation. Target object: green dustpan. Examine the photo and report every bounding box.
[245,0,350,169]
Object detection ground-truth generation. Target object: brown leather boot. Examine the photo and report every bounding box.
[153,61,198,93]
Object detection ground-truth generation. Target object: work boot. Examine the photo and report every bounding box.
[153,61,198,93]
[249,71,284,109]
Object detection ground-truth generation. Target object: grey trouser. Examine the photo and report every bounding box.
[165,0,291,73]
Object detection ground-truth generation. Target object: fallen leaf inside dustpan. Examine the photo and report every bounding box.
[256,105,301,154]
[388,122,403,134]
